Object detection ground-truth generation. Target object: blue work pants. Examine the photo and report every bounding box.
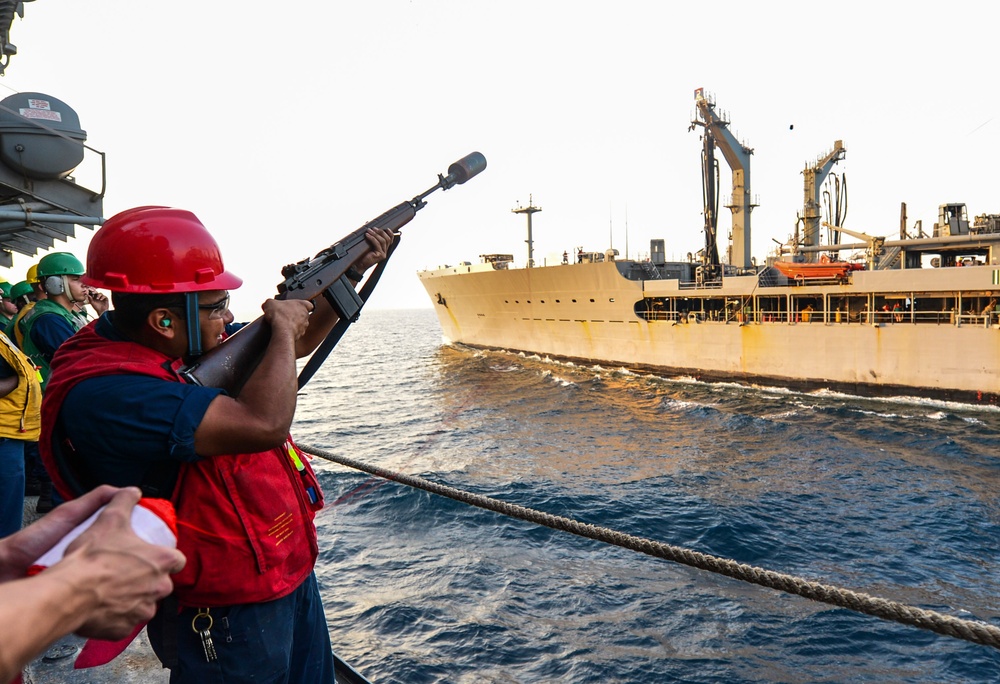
[0,437,25,537]
[149,571,336,684]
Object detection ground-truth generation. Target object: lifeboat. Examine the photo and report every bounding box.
[773,256,864,281]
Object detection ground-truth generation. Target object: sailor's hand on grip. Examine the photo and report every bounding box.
[262,298,315,341]
[353,227,395,275]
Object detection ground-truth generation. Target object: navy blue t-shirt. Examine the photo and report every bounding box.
[60,313,225,488]
[29,312,77,361]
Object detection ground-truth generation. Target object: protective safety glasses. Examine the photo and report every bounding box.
[198,293,230,319]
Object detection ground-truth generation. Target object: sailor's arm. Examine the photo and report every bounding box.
[0,350,17,397]
[194,298,312,456]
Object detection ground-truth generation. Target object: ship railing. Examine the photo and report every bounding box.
[678,280,723,290]
[756,312,797,324]
[637,309,996,327]
[957,313,994,328]
[790,309,959,325]
[912,310,958,325]
[637,311,681,322]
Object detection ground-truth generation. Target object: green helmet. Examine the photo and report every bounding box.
[0,281,10,298]
[37,252,85,279]
[9,280,32,299]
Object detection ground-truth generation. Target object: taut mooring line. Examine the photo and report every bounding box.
[299,443,1000,651]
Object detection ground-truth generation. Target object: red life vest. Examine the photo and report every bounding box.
[40,321,324,607]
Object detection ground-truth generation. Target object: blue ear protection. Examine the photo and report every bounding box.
[160,318,172,328]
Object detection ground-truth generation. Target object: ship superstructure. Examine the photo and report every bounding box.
[419,90,1000,403]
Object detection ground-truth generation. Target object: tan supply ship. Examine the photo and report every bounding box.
[419,90,1000,404]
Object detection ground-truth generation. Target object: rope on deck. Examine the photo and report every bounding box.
[297,443,1000,652]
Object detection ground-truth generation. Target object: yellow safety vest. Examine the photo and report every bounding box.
[0,331,41,439]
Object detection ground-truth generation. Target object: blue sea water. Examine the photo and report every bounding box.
[293,309,1000,683]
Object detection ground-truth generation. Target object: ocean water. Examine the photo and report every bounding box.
[293,308,1000,683]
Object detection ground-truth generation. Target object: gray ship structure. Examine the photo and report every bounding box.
[419,90,1000,404]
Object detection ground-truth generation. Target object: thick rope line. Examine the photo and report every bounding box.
[299,443,1000,651]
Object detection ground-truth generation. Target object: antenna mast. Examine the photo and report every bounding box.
[625,204,629,260]
[608,203,613,252]
[513,195,542,268]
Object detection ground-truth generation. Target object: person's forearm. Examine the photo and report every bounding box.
[0,565,94,681]
[0,375,17,398]
[236,325,299,439]
[294,295,339,358]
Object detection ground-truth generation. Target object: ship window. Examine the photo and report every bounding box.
[527,300,531,304]
[556,299,561,303]
[515,300,520,304]
[541,300,545,304]
[609,298,615,303]
[590,299,595,303]
[572,299,577,303]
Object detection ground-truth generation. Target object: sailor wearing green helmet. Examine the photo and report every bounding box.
[0,283,41,535]
[20,252,108,389]
[6,280,36,349]
[0,282,15,327]
[0,276,47,517]
[8,280,33,302]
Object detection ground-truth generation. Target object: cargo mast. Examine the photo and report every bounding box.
[691,89,755,273]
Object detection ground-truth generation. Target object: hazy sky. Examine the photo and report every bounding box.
[2,1,997,318]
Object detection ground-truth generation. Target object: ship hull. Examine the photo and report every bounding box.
[418,261,1000,404]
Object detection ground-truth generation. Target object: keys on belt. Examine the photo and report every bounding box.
[192,608,218,663]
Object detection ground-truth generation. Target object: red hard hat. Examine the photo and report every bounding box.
[83,206,243,293]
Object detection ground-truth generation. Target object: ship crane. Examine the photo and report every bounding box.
[801,141,846,261]
[690,89,755,274]
[695,105,721,283]
[822,221,885,270]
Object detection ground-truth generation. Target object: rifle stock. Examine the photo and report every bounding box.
[178,152,486,396]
